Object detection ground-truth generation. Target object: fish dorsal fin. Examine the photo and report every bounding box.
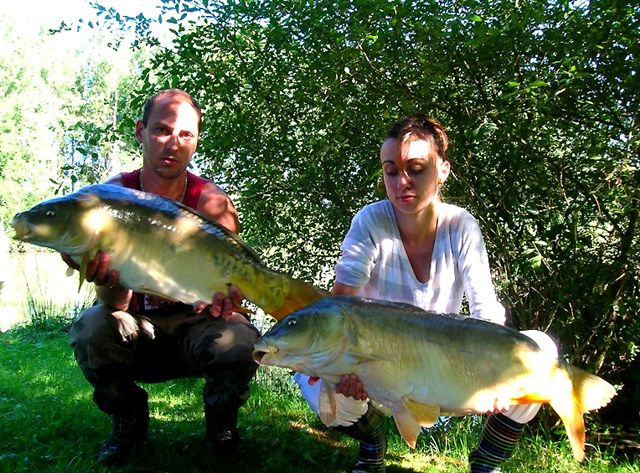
[318,381,338,427]
[402,396,440,428]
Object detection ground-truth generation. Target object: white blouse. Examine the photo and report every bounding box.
[334,199,506,324]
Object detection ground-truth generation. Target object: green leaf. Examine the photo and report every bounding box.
[529,80,549,88]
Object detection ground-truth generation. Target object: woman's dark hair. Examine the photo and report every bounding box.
[385,113,449,161]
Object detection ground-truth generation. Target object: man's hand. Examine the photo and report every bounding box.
[61,251,131,311]
[194,284,245,321]
[61,251,120,287]
[336,373,368,401]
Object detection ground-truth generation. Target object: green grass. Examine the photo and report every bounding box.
[0,320,638,472]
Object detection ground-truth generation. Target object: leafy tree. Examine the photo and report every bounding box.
[89,0,639,424]
[0,12,144,229]
[0,18,66,228]
[54,41,145,192]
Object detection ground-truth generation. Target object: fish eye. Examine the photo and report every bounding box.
[45,210,55,217]
[287,319,297,326]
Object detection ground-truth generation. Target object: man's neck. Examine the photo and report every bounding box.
[140,168,188,202]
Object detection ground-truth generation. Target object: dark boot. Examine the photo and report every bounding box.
[469,413,525,472]
[97,408,149,466]
[335,404,387,473]
[203,404,241,455]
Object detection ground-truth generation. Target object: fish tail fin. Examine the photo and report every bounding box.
[269,278,328,321]
[566,365,617,412]
[549,365,616,462]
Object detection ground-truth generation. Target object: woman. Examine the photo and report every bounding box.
[295,113,557,473]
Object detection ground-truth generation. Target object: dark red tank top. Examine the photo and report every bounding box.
[120,169,208,209]
[120,169,209,312]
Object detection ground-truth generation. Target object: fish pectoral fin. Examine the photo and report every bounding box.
[392,406,422,449]
[402,396,441,428]
[78,253,91,291]
[318,381,338,427]
[344,351,387,365]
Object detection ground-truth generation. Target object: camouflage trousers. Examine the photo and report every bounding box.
[69,304,260,416]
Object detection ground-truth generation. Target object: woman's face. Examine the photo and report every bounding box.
[380,137,450,216]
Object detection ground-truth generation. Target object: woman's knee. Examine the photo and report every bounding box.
[520,330,558,358]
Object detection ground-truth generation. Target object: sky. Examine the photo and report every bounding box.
[1,0,163,36]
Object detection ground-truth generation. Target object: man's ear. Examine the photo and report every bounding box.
[135,120,145,143]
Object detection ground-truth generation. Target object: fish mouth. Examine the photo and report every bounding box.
[252,349,266,364]
[10,216,31,240]
[252,342,278,365]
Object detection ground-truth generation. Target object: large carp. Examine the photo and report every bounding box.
[10,184,327,320]
[252,295,616,461]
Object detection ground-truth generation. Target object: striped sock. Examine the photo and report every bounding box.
[336,404,387,473]
[469,413,525,473]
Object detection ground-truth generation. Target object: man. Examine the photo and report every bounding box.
[66,89,259,466]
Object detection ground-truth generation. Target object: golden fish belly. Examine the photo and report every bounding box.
[99,208,290,309]
[347,309,556,415]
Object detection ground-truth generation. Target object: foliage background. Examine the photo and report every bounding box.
[0,7,143,229]
[2,0,638,428]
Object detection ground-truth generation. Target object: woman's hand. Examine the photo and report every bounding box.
[336,373,368,401]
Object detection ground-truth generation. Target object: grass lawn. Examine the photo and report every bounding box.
[0,325,637,473]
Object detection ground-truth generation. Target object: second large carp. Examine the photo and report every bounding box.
[253,295,616,461]
[10,184,328,320]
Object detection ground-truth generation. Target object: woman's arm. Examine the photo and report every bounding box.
[456,212,506,324]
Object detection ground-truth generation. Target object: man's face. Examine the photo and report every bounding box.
[135,96,200,179]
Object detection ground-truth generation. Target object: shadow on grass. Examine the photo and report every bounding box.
[0,330,422,473]
[74,406,423,473]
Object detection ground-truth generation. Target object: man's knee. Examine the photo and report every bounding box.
[70,305,142,347]
[71,305,117,348]
[70,305,144,377]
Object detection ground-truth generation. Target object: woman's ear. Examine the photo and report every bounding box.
[438,159,451,184]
